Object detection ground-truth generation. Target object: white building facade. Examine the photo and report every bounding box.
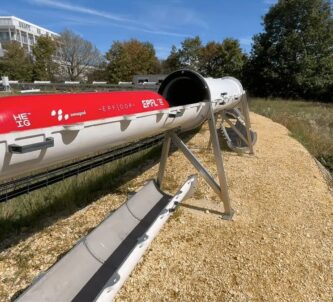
[0,16,59,56]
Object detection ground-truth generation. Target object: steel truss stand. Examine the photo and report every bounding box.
[157,103,234,220]
[217,93,256,154]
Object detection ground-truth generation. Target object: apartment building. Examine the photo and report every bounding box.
[0,16,59,56]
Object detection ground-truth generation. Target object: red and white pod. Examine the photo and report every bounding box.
[0,90,204,180]
[0,70,244,181]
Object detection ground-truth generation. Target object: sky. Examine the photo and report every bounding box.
[0,0,278,58]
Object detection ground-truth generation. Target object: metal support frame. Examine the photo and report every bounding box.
[157,134,171,186]
[157,103,234,220]
[222,114,250,146]
[218,93,255,154]
[240,93,254,154]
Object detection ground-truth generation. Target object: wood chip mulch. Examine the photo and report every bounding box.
[0,113,332,301]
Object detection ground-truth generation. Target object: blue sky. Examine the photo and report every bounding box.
[0,0,278,58]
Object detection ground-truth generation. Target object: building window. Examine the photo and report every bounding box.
[28,34,34,45]
[19,22,31,31]
[37,28,41,34]
[16,30,21,42]
[21,32,28,44]
[0,32,10,42]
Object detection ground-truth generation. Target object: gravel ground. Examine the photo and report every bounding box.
[0,113,332,301]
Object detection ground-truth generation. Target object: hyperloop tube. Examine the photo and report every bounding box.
[0,70,244,181]
[158,69,244,107]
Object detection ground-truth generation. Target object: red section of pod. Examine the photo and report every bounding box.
[0,91,169,134]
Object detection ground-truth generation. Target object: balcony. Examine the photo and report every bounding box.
[0,19,13,26]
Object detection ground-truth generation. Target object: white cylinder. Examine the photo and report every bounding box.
[2,76,9,87]
[158,69,244,107]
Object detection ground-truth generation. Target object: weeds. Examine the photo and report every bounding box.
[250,98,333,173]
[0,145,161,243]
[170,207,184,221]
[193,187,205,199]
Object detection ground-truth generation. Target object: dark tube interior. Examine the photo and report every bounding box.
[158,70,210,107]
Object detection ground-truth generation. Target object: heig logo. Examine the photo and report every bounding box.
[13,113,31,128]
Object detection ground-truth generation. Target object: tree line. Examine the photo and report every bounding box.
[0,29,103,83]
[0,0,332,101]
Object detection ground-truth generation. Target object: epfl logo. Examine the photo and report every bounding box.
[51,109,69,121]
[141,98,164,109]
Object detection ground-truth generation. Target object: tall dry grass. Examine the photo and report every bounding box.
[0,146,161,243]
[250,98,333,174]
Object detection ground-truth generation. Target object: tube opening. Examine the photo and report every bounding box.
[158,70,210,107]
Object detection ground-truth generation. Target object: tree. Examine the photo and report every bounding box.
[87,62,108,82]
[178,36,202,70]
[32,35,58,81]
[163,36,202,72]
[59,30,103,81]
[246,0,333,101]
[198,41,221,77]
[199,39,246,78]
[105,39,160,83]
[163,37,246,77]
[0,42,33,81]
[162,45,181,73]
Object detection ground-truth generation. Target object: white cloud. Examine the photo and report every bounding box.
[30,0,130,22]
[263,0,277,5]
[141,4,208,30]
[239,37,252,46]
[28,0,190,37]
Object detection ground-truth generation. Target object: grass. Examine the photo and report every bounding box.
[0,145,162,245]
[249,98,333,174]
[0,91,14,97]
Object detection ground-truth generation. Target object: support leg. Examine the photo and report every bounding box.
[240,94,254,154]
[157,133,171,187]
[170,103,234,219]
[207,104,234,219]
[171,133,222,197]
[207,113,220,149]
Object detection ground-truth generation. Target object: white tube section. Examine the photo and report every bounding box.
[95,175,197,301]
[16,175,197,302]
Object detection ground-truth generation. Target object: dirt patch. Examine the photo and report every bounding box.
[1,113,332,301]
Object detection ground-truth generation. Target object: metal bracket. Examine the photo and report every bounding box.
[8,137,54,154]
[168,110,184,118]
[108,272,121,286]
[137,234,149,244]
